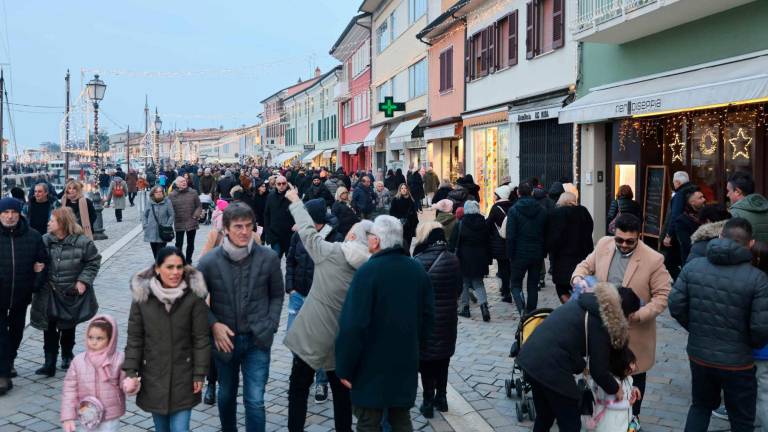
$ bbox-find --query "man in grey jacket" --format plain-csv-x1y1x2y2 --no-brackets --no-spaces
197,203,284,432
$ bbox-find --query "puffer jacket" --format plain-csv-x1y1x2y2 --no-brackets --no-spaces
352,184,375,216
123,266,210,415
413,241,460,361
142,198,175,243
0,217,47,310
487,200,513,259
730,193,768,242
607,197,642,222
61,315,126,423
686,220,726,263
31,233,101,330
546,205,594,286
285,225,343,296
325,178,340,196
263,189,295,248
506,196,548,262
168,187,202,232
670,238,768,368
332,201,360,236
664,182,698,239
449,213,490,278
304,183,334,207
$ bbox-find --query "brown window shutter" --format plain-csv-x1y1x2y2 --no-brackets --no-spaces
447,47,453,90
553,0,565,49
509,10,518,66
526,2,534,59
465,37,471,82
488,24,496,73
439,51,445,92
480,30,488,76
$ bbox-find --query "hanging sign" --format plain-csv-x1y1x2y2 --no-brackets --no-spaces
378,96,405,118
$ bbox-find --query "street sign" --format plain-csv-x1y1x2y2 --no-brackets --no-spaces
378,96,405,118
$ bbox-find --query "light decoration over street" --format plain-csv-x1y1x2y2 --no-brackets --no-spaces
729,127,752,160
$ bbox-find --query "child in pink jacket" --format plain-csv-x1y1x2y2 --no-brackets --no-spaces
61,315,129,432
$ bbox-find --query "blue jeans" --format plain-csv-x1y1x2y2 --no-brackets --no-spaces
152,409,191,432
270,242,284,258
215,335,271,432
286,292,328,386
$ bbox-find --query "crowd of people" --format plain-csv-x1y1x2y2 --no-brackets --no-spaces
1,159,767,432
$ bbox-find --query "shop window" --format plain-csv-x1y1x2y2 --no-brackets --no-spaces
691,115,720,203
614,164,637,198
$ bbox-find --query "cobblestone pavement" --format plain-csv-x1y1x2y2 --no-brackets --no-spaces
0,206,731,431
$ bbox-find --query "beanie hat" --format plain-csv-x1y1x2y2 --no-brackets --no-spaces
216,199,229,212
431,199,454,214
305,199,327,224
0,197,22,213
463,200,480,215
495,185,512,201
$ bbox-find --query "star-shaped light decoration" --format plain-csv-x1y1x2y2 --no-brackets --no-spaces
699,129,718,156
729,128,753,160
669,133,685,163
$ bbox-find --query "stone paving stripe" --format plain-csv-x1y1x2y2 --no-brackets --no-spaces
434,382,494,432
98,223,143,263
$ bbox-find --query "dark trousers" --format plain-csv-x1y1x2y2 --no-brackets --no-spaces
150,242,167,259
128,192,137,205
632,372,646,416
510,259,543,314
497,258,511,297
207,349,218,384
529,376,580,432
353,406,412,432
0,308,27,378
419,358,450,401
43,320,75,356
684,361,756,432
555,283,572,300
288,355,351,432
174,230,197,263
115,208,123,222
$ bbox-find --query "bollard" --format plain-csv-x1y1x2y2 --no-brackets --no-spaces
88,191,109,240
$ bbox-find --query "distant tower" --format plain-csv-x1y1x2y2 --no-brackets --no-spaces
144,95,149,134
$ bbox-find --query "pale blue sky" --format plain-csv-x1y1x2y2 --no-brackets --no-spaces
0,0,360,151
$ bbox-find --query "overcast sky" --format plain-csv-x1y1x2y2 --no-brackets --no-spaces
0,0,359,152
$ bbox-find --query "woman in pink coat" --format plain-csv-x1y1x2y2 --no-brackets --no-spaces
61,315,128,432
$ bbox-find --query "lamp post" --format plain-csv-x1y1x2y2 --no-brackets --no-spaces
86,74,106,169
153,108,162,169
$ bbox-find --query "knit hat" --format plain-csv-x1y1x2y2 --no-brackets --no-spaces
431,199,453,213
495,185,512,201
216,199,229,212
463,200,480,215
0,197,22,213
305,199,327,224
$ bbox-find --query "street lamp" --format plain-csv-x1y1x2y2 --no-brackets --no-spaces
153,108,162,169
86,74,106,169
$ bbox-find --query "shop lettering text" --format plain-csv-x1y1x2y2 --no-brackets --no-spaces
615,98,663,115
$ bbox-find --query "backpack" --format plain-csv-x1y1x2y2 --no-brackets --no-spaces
112,181,125,198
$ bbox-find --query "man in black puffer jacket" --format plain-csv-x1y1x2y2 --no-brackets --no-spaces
0,198,47,394
506,182,547,314
263,176,295,258
670,217,768,431
302,176,333,208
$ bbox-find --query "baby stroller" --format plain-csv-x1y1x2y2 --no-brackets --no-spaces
199,193,213,225
505,307,553,422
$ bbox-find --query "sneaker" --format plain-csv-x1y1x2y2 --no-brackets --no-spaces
712,406,728,420
314,383,328,403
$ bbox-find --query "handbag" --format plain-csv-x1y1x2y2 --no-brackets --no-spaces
578,312,595,416
78,396,105,430
608,202,622,235
152,205,175,242
48,283,99,329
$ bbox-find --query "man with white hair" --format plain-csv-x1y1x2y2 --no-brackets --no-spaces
168,176,202,262
662,171,698,279
335,215,435,432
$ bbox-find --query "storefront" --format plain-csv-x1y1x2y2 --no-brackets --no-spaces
463,107,510,213
273,151,300,167
425,121,463,183
363,126,386,173
301,149,324,168
560,51,768,236
340,143,367,173
320,149,337,172
388,117,425,173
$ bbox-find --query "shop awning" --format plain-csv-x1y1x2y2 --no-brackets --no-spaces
322,149,336,158
424,122,459,140
389,117,424,144
301,149,324,163
462,107,508,127
273,151,300,165
559,52,768,124
341,143,363,155
363,126,384,147
509,95,566,123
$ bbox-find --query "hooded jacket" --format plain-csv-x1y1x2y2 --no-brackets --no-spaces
449,213,490,278
0,217,47,310
730,193,768,242
123,267,210,415
517,282,628,400
686,220,726,263
670,238,768,368
506,196,548,262
61,315,126,423
435,211,457,243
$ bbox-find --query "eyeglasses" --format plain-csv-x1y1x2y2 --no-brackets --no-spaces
276,182,287,186
614,236,638,246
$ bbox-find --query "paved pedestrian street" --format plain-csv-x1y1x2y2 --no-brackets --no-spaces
0,206,730,431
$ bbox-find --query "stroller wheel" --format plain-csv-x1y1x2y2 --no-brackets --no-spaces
505,379,513,398
526,399,537,421
514,378,523,398
515,401,524,422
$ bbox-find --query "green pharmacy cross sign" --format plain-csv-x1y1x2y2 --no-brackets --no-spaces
378,96,405,118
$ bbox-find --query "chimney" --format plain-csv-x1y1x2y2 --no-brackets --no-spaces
314,67,321,77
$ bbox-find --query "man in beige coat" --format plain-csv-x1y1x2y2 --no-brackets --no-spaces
572,213,671,427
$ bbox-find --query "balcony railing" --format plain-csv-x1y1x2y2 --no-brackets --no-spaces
572,0,656,32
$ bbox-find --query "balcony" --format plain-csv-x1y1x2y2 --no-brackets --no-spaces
572,0,755,44
334,81,350,102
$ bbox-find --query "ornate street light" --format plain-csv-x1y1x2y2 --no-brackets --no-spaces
86,74,106,168
153,108,162,168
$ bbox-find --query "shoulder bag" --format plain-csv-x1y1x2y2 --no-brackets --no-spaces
578,312,595,416
48,282,99,329
152,204,175,242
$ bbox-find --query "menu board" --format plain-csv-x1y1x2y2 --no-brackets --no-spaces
642,165,667,238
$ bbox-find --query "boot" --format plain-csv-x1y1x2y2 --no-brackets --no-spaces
0,377,12,395
60,350,73,371
203,381,216,405
480,303,491,322
434,391,448,412
458,306,470,318
36,352,57,377
501,294,513,303
419,392,434,419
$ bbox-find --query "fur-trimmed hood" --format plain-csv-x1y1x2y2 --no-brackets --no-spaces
593,282,629,349
130,265,208,303
690,220,727,243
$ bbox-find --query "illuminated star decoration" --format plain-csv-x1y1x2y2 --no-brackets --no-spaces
699,129,718,156
669,133,685,163
729,128,753,160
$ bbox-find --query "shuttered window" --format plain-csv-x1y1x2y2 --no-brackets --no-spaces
439,47,454,92
552,0,565,49
508,10,518,66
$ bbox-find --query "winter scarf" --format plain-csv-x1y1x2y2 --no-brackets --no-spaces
84,314,121,383
222,236,254,262
148,277,187,312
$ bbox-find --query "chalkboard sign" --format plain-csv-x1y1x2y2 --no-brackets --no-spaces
642,165,667,238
